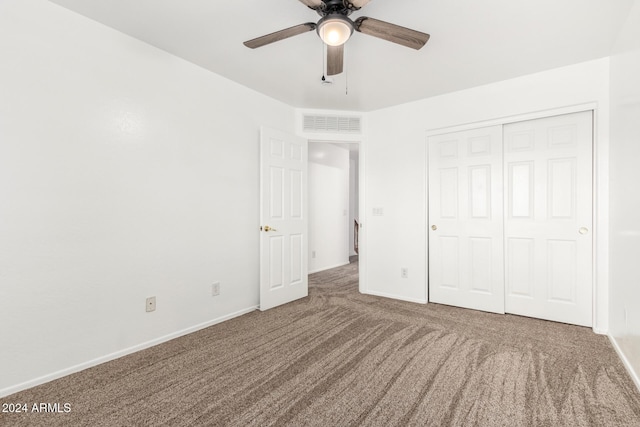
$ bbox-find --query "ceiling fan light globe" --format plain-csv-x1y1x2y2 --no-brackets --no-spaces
318,17,354,46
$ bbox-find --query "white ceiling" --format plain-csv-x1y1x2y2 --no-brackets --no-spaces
49,0,633,112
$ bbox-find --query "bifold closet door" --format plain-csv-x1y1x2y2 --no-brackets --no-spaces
503,111,593,327
428,126,505,314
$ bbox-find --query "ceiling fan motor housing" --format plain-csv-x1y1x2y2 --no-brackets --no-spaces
317,0,358,16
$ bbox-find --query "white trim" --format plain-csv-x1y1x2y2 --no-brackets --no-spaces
424,130,430,304
422,134,429,303
425,102,599,137
0,306,257,398
591,109,601,332
592,106,609,334
358,139,366,294
363,290,427,304
309,261,350,274
424,102,606,333
608,335,640,393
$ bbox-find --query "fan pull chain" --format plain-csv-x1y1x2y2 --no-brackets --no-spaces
321,40,326,81
345,43,348,95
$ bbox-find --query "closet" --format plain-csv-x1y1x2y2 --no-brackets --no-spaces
428,111,593,327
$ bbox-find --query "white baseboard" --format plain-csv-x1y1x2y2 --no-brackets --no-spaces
309,261,350,274
363,289,427,304
0,306,258,398
608,334,640,393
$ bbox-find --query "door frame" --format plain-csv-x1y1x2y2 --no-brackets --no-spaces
425,102,607,333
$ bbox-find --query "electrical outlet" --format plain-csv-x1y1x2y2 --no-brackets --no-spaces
146,296,156,312
212,282,220,296
312,250,316,259
401,268,408,279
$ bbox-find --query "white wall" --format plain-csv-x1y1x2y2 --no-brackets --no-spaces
0,0,295,396
609,0,640,387
308,143,350,273
364,58,611,316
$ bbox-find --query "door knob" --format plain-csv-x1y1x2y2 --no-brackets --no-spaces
262,225,277,232
579,227,589,235
431,225,437,231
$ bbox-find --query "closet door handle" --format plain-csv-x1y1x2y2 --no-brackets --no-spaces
579,227,589,235
431,225,437,231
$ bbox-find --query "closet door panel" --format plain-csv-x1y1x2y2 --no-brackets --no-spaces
428,126,504,314
503,111,593,327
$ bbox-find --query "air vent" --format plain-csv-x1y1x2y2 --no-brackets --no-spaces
303,114,362,134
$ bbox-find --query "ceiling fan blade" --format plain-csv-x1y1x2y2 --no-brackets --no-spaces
346,0,373,9
298,0,325,9
244,23,317,49
354,17,430,50
327,44,344,76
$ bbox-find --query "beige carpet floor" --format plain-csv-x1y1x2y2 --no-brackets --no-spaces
3,258,640,426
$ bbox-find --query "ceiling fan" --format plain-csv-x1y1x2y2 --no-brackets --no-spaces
243,0,430,76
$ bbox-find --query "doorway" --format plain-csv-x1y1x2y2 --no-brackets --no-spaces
308,141,361,277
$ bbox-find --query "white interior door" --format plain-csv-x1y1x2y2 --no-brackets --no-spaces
428,126,505,314
259,126,308,311
503,111,593,326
